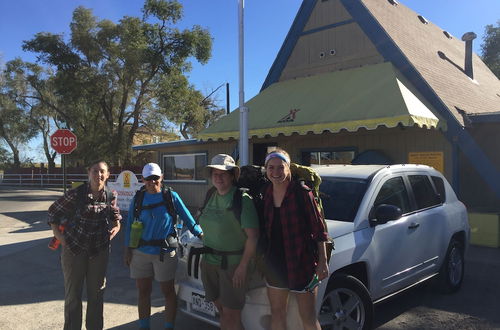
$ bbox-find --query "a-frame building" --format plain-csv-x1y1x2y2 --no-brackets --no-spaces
134,0,500,221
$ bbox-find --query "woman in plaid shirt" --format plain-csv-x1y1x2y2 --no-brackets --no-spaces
48,160,121,330
262,149,328,330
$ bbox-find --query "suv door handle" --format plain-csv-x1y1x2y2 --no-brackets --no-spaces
408,222,420,229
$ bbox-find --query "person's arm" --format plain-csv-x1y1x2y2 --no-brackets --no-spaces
50,223,67,247
47,189,78,246
171,191,203,237
305,190,328,241
232,227,259,288
300,189,329,279
316,241,329,280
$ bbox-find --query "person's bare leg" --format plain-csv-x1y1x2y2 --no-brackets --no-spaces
136,278,153,321
296,288,321,330
160,280,177,328
267,287,289,330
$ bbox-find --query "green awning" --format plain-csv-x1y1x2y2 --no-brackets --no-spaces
199,62,440,141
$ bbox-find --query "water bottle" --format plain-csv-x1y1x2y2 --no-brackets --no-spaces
305,274,320,292
129,220,143,248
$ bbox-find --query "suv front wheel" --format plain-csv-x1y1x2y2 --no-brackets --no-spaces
319,274,373,330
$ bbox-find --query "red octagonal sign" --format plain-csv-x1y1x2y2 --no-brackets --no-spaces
50,129,77,154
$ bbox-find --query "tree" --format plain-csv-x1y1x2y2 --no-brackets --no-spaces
2,59,59,170
0,60,39,168
157,72,225,139
23,0,212,165
0,145,11,170
481,20,500,79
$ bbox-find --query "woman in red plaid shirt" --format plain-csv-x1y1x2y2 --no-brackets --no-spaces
262,148,328,330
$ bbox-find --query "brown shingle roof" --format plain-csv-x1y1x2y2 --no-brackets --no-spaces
361,0,500,125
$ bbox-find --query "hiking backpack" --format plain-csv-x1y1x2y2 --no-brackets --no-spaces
197,163,327,233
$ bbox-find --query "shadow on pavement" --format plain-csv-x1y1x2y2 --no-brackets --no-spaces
373,246,500,329
0,195,60,202
2,210,49,229
0,231,137,307
107,311,168,329
0,237,65,305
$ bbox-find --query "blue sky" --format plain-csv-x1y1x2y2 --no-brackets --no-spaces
0,0,498,162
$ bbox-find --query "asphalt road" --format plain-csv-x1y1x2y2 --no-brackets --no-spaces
0,187,215,330
1,186,500,329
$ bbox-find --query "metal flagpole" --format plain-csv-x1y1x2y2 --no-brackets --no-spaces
238,0,249,165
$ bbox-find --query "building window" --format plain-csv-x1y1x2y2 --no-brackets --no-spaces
304,150,356,165
162,153,207,182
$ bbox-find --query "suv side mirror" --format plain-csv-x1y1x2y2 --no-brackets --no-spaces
369,204,403,226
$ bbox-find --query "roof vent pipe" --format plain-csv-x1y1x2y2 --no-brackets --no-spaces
461,32,477,79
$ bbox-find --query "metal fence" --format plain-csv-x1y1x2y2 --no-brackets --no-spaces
0,173,119,188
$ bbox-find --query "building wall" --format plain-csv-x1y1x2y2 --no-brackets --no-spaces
151,127,454,209
280,0,384,82
153,140,238,209
249,126,452,179
304,0,352,30
459,123,500,212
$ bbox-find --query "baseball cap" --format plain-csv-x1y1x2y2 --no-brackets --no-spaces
142,163,162,179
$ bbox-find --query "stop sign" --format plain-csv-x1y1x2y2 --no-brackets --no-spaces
50,129,77,154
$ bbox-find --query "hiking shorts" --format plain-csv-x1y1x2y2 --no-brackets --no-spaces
200,260,248,310
130,249,178,282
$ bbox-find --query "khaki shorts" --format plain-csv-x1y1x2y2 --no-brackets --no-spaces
130,249,178,282
200,260,248,310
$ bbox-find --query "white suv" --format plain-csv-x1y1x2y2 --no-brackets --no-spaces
175,164,470,330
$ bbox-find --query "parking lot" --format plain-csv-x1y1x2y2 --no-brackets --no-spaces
1,186,499,329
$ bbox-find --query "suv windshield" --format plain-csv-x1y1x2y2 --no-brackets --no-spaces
320,177,368,222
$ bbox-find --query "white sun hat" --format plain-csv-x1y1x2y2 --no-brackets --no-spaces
206,154,240,180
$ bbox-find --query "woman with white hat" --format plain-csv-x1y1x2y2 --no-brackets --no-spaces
198,154,259,330
124,163,203,330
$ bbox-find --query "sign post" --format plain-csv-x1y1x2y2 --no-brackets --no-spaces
50,129,78,194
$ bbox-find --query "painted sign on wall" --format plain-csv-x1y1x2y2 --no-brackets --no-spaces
408,151,444,173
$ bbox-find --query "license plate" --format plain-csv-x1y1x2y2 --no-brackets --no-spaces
191,292,216,317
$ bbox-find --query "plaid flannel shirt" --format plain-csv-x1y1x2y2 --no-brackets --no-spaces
263,181,327,290
47,184,121,257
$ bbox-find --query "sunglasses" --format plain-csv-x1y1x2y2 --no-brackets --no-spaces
144,175,161,181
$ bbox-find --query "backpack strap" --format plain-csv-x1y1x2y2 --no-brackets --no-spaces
133,186,176,221
133,187,147,221
198,186,248,225
197,186,217,223
162,186,176,220
104,185,114,225
73,183,88,220
104,185,113,206
229,188,245,223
